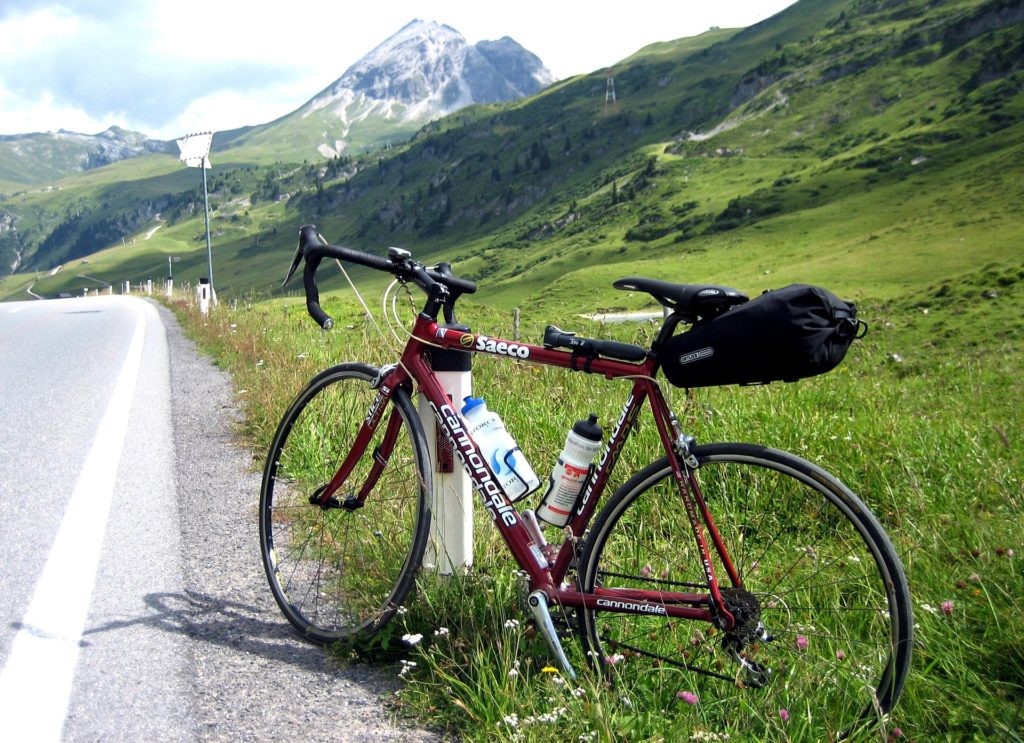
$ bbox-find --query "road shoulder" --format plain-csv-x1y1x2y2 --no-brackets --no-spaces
158,302,438,742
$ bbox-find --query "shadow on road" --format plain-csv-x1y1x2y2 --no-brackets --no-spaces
81,589,341,674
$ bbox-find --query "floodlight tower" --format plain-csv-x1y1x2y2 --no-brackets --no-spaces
176,131,216,305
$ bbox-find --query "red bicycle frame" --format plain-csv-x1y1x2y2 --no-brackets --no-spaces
321,310,742,628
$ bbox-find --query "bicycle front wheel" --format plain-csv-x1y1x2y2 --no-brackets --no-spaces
578,443,912,740
259,363,431,644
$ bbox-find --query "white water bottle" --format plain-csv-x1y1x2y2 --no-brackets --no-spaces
537,414,603,528
461,396,540,501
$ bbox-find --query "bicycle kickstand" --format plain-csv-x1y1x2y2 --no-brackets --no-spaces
527,590,577,680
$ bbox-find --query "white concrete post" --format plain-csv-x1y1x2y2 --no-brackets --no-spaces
418,349,474,575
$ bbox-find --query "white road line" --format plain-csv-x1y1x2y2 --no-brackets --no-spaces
0,309,147,741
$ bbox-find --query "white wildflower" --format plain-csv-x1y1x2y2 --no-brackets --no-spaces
401,633,423,646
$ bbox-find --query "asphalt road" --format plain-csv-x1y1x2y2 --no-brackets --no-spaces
0,296,436,741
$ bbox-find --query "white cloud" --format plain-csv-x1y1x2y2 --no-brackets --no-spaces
0,7,81,60
0,0,800,137
0,84,124,135
153,80,322,140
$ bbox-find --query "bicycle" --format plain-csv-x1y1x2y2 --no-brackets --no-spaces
260,224,913,739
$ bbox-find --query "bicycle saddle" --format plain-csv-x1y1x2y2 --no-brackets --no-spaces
614,277,748,322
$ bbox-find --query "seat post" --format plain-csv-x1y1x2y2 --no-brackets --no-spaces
653,312,687,353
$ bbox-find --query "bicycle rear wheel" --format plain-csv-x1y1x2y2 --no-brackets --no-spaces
578,443,912,740
259,363,431,644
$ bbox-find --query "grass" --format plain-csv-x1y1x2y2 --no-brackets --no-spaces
170,252,1023,741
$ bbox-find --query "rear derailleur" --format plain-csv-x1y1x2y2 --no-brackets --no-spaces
720,586,773,688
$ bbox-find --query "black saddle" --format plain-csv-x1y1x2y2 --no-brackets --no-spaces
614,277,748,323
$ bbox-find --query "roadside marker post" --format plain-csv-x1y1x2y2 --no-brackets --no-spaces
197,277,211,315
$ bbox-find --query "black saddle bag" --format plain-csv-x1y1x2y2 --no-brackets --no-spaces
659,284,865,388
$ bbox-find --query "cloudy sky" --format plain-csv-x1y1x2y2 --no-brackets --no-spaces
0,0,797,140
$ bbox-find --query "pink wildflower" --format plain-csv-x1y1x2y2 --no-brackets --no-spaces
941,600,955,615
677,690,698,705
836,649,846,661
795,634,809,651
779,708,790,722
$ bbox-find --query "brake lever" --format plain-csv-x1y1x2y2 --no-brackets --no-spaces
282,242,303,287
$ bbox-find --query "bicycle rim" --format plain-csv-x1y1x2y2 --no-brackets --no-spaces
579,443,912,740
259,363,431,644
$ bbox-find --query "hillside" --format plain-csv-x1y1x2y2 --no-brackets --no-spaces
2,0,1022,308
261,0,1024,311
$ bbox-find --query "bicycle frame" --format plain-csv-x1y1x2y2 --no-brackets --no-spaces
320,310,742,629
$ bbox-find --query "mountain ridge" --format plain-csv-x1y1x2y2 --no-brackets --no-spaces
0,126,172,186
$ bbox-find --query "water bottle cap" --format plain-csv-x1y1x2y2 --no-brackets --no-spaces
572,414,603,441
461,396,485,415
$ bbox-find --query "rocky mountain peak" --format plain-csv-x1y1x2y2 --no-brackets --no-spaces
306,19,554,124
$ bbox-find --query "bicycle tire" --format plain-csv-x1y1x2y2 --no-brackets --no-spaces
578,442,912,740
259,363,431,644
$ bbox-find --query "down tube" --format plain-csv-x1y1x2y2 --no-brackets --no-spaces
408,354,557,589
